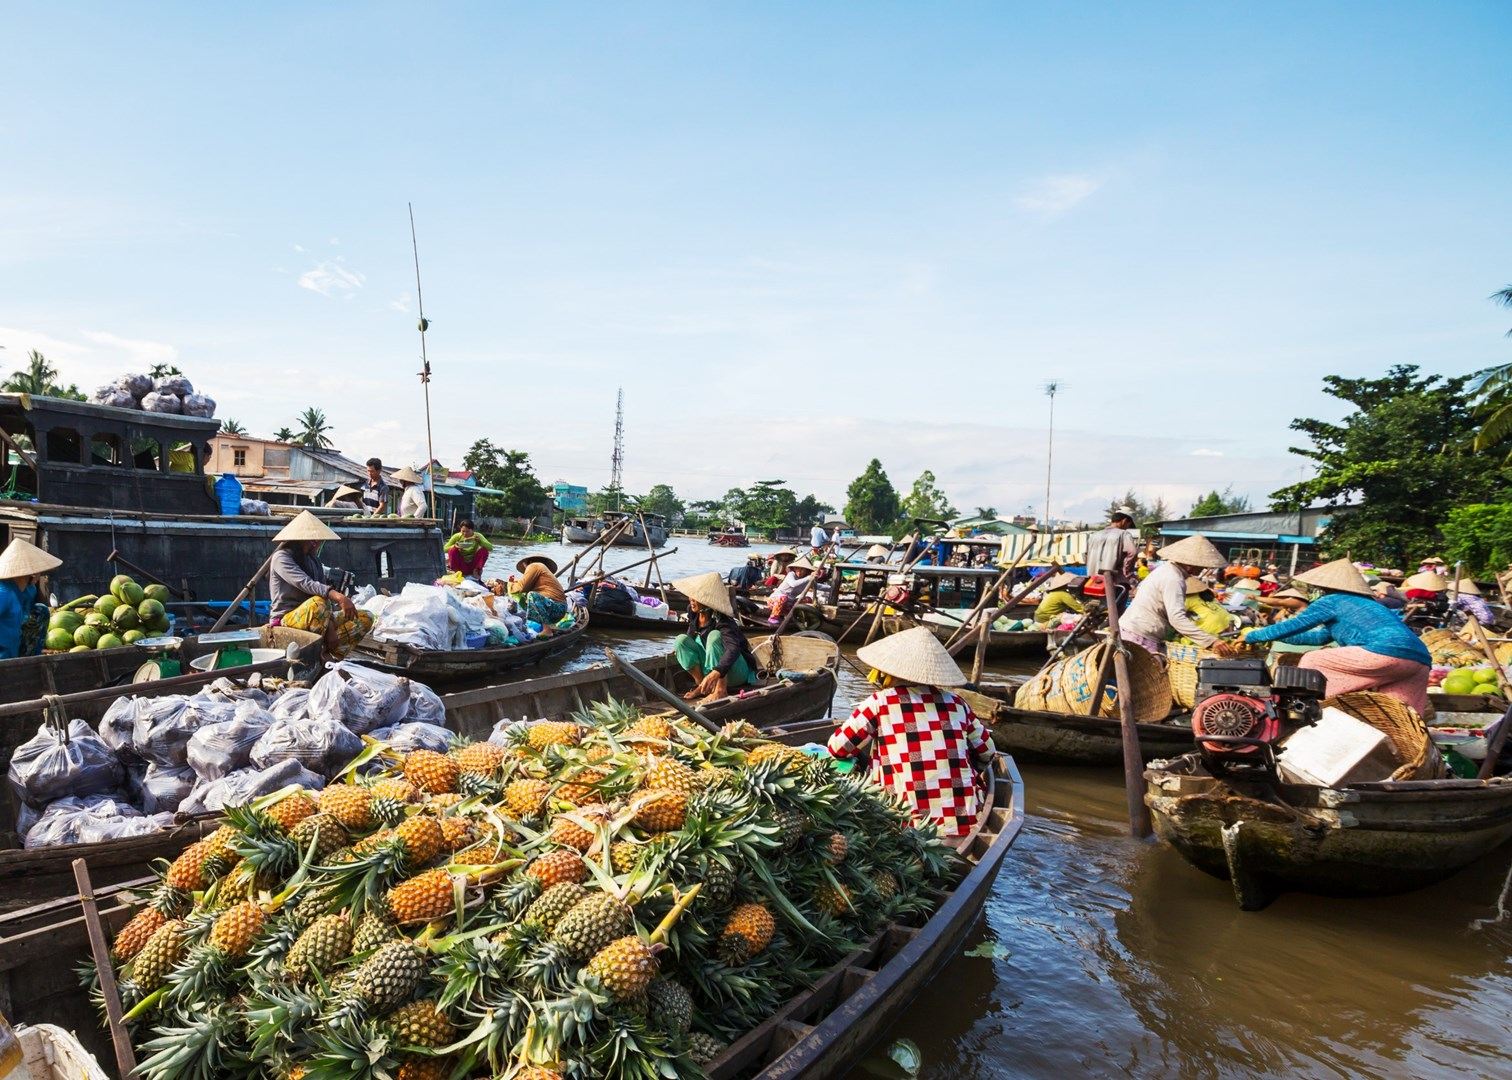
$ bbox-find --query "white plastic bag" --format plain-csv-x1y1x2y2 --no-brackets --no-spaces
186,701,275,781
370,722,453,754
139,764,197,813
8,720,124,808
251,717,362,775
22,795,156,849
139,391,183,414
269,687,312,721
131,697,208,767
308,662,413,734
180,760,326,815
153,374,194,397
182,392,216,418
366,586,453,650
404,681,446,726
120,372,154,398
91,384,138,409
97,697,142,761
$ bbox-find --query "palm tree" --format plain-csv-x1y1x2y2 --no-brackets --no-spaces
1470,286,1512,451
273,426,295,443
149,363,182,379
294,408,334,449
220,418,248,436
3,350,60,395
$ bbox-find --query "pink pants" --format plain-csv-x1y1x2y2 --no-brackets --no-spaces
447,547,488,578
1298,646,1430,715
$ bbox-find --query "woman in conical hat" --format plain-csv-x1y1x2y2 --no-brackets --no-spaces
827,626,992,837
0,538,61,659
269,511,373,659
1033,573,1086,629
392,466,428,519
1119,533,1229,657
764,557,816,626
670,571,758,702
326,484,361,510
1447,576,1496,626
1237,558,1431,713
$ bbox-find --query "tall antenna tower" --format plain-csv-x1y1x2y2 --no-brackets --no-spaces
610,388,625,510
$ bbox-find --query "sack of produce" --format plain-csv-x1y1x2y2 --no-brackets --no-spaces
139,763,197,813
404,681,446,726
140,390,183,414
91,384,138,409
307,662,412,734
181,392,216,418
7,719,124,808
97,696,143,761
369,721,452,754
131,696,205,767
269,687,312,721
120,372,153,398
180,759,325,815
152,374,194,397
250,716,361,775
487,717,532,746
22,794,161,849
186,700,275,781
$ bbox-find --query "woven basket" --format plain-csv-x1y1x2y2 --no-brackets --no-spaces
1166,642,1260,709
1014,641,1173,722
1323,691,1446,781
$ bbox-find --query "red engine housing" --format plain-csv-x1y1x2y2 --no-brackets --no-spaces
1191,692,1281,756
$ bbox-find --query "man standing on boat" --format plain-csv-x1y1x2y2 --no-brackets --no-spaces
809,519,830,556
1085,506,1139,581
1118,534,1228,656
268,511,373,659
361,458,389,516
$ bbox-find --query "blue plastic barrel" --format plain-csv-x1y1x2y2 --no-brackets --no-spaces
215,473,244,515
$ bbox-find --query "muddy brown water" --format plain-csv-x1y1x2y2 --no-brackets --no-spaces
487,540,1512,1079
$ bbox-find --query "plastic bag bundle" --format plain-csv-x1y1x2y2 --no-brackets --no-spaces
131,697,205,766
179,759,326,815
487,717,535,746
91,384,138,409
187,701,275,781
238,499,271,515
153,374,194,397
22,795,151,850
369,721,452,754
365,587,453,651
79,811,175,844
120,373,153,398
97,697,142,761
308,662,413,734
139,763,197,813
405,681,445,726
269,687,312,721
181,392,216,418
251,717,361,775
197,679,273,707
139,391,183,414
8,719,124,808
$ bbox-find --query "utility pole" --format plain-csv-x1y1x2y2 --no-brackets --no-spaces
408,203,437,519
1043,381,1060,531
610,388,625,511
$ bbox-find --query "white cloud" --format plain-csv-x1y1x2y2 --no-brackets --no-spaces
78,329,179,368
292,243,306,253
388,293,413,313
1013,173,1102,216
297,258,366,297
1190,448,1224,457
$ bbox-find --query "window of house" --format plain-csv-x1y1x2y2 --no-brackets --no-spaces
233,447,247,468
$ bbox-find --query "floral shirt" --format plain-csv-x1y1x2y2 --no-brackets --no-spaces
827,686,991,836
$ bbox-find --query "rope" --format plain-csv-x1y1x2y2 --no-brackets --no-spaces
1471,855,1512,930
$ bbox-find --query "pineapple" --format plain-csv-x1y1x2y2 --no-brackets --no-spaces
209,900,265,958
394,1058,451,1080
164,839,213,891
124,919,185,993
370,778,420,827
201,824,242,873
632,789,687,833
555,767,608,807
695,858,737,910
290,813,350,863
438,816,474,852
503,778,550,819
425,792,463,811
526,721,581,752
350,940,428,1012
524,849,587,889
550,892,631,960
548,805,610,853
266,791,320,833
814,882,852,917
824,832,850,865
395,815,446,868
646,978,694,1034
628,714,675,740
642,754,701,794
514,1068,565,1080
352,911,400,954
387,869,457,925
404,750,460,795
523,882,587,932
111,907,167,962
321,784,375,831
386,999,455,1047
746,743,806,770
583,935,660,1001
285,913,352,981
718,902,776,964
870,869,899,903
454,741,506,776
687,1032,728,1065
718,719,763,742
609,840,642,874
773,808,808,851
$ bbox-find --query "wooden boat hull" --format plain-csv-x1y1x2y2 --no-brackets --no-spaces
584,608,684,634
560,524,600,543
960,687,1194,766
912,616,1050,659
350,615,591,686
1145,753,1512,909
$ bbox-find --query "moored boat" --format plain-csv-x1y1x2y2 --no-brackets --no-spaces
561,517,600,544
349,610,592,686
961,684,1195,765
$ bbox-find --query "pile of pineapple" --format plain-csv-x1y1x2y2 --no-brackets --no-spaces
98,700,957,1080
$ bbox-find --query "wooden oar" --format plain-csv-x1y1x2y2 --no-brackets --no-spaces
575,548,679,589
1100,570,1151,837
945,556,1047,658
603,647,721,734
209,554,275,633
73,858,139,1080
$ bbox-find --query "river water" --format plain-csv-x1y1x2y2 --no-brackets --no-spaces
483,538,1512,1079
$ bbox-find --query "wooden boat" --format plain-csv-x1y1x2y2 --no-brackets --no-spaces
710,530,750,547
583,607,684,634
1144,752,1512,909
349,611,592,686
960,684,1195,766
560,517,600,544
0,715,1022,1080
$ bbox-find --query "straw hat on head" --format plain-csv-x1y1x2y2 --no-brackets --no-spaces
856,625,966,688
0,537,62,579
866,544,891,560
1259,587,1310,606
788,558,816,573
516,554,558,575
1110,505,1137,521
1420,556,1447,566
1184,577,1213,596
1155,534,1226,569
1451,578,1481,596
392,466,423,485
771,549,797,561
332,484,359,500
1404,571,1448,593
1045,572,1083,592
1259,573,1279,584
1230,579,1261,592
273,510,340,544
1293,558,1371,596
672,571,734,616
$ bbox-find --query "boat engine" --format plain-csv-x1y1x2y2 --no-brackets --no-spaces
1190,658,1327,772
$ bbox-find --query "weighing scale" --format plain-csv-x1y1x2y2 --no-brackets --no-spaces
131,629,262,681
132,635,185,681
190,629,262,670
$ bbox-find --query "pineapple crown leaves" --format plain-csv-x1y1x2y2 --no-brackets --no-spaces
137,1004,253,1080
243,977,325,1060
303,1016,402,1080
578,1012,697,1080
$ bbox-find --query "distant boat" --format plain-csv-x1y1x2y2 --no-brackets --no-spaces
561,517,600,544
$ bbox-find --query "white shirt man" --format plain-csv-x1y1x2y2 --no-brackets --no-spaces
810,523,829,550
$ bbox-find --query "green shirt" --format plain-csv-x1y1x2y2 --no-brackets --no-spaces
445,531,493,559
1034,590,1085,623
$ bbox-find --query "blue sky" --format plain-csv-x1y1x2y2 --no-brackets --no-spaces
3,2,1509,522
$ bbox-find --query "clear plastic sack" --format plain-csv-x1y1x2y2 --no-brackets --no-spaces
140,763,197,813
139,391,183,414
153,374,194,397
120,373,154,398
181,392,216,418
22,794,152,849
98,696,142,761
181,760,325,815
369,722,453,754
487,717,532,746
187,701,275,781
269,687,312,721
91,385,138,409
8,719,124,808
131,697,205,767
251,716,362,775
308,662,412,734
404,681,445,726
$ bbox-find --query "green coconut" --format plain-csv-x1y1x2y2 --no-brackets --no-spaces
93,595,120,619
137,598,165,623
117,580,146,607
109,574,135,598
112,606,140,631
143,584,170,605
69,645,92,653
45,627,76,651
73,625,100,649
48,610,83,634
84,611,110,629
96,633,125,650
121,629,145,644
145,615,171,635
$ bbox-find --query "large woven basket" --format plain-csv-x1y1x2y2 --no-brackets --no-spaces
1015,641,1172,723
1166,642,1261,709
1322,691,1446,781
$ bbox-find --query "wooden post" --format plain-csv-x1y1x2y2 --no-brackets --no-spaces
1101,571,1151,837
944,546,1034,649
73,858,138,1079
945,553,1048,659
1464,614,1512,703
970,605,991,683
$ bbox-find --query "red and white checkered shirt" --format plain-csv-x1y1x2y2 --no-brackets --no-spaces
827,686,991,836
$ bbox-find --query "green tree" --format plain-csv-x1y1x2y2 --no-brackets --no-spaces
293,407,334,449
148,363,182,379
1469,285,1512,452
844,459,901,534
737,480,799,538
1188,486,1251,517
972,505,998,519
1272,365,1511,565
2,350,86,400
683,499,722,530
1105,491,1170,535
220,418,248,436
794,494,835,531
900,469,957,522
273,426,295,442
1441,503,1512,576
462,438,549,518
586,485,627,514
641,483,684,524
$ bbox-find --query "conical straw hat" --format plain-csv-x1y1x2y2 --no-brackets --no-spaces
672,571,734,616
771,549,798,560
1451,578,1481,596
856,625,966,688
1230,579,1260,592
1044,572,1082,592
1420,556,1446,566
517,554,559,574
1404,571,1447,593
788,558,816,573
1259,587,1310,605
866,544,891,559
1259,574,1279,584
1293,558,1371,596
392,466,423,484
1155,534,1226,569
1184,577,1212,596
0,537,62,578
273,510,341,544
332,485,359,500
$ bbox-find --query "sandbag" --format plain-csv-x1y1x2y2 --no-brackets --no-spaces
370,722,453,754
251,717,361,775
139,763,197,814
152,374,194,397
179,759,326,815
22,795,163,849
187,701,275,781
7,719,124,808
181,392,216,418
308,662,413,734
139,391,183,414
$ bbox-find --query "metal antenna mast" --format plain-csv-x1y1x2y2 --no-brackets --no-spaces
408,203,437,518
1043,381,1060,531
610,388,625,510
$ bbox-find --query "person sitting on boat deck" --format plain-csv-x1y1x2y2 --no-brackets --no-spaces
1257,586,1311,624
763,549,798,586
268,511,372,659
866,544,892,564
670,571,758,701
393,466,428,518
1119,534,1228,656
444,518,493,579
0,538,61,660
1400,570,1449,624
766,557,816,625
1230,559,1432,714
726,555,766,594
513,554,567,626
1085,506,1139,594
1418,555,1449,577
360,458,389,516
1033,572,1085,627
1448,578,1496,625
827,625,991,837
1371,580,1406,611
1258,573,1281,597
325,484,361,511
1184,578,1237,638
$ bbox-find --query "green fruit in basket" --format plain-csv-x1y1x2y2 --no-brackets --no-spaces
109,574,135,599
69,645,91,653
94,595,120,618
143,584,170,605
84,611,109,629
96,633,124,650
112,605,140,631
1441,670,1478,696
49,610,82,634
45,627,76,651
122,629,145,644
73,625,100,649
118,581,146,607
137,598,165,622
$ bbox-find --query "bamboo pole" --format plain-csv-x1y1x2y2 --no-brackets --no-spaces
575,548,679,589
603,647,721,734
945,554,1048,659
944,545,1034,649
209,554,275,633
73,858,139,1079
1101,570,1151,837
